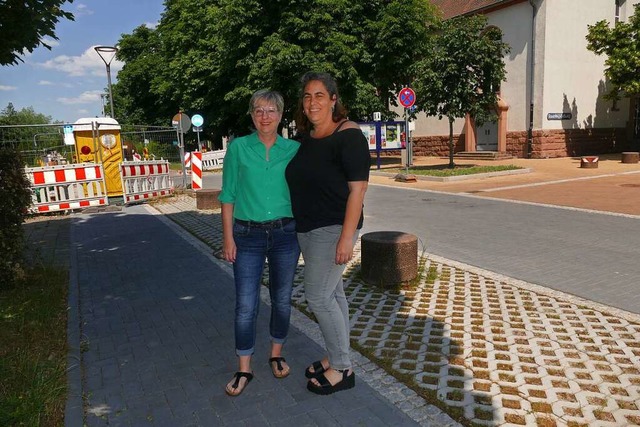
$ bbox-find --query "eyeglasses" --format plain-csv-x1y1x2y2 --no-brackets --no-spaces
252,107,279,117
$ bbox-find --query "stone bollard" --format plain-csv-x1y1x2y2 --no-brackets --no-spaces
361,231,418,288
196,189,221,210
581,156,599,169
621,152,640,164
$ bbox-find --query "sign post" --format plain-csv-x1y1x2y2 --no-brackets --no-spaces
172,112,191,188
372,112,382,170
191,114,204,151
398,88,416,172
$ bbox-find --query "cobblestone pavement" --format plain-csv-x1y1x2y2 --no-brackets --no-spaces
152,194,640,427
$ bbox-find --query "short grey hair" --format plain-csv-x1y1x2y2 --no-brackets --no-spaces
248,89,284,114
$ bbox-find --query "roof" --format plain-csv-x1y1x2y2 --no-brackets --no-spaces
431,0,523,19
73,117,121,132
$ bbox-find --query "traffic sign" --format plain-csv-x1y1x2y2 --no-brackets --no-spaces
398,87,416,108
172,112,191,133
191,114,204,127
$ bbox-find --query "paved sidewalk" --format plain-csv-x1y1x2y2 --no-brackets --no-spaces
62,204,439,427
369,154,640,217
22,153,640,426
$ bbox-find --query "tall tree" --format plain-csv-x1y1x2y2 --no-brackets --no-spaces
412,15,510,167
112,0,439,137
0,0,74,65
586,3,640,100
0,103,52,126
113,25,175,126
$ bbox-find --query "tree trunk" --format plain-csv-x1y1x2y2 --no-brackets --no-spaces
448,117,455,168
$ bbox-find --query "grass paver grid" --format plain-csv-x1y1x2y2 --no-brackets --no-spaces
153,195,640,426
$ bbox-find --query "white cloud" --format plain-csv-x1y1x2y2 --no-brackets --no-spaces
37,46,123,77
38,80,54,85
41,37,60,48
144,21,159,29
58,90,104,105
77,109,89,114
75,3,94,16
0,85,17,91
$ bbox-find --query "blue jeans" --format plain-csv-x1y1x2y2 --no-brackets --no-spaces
232,219,300,356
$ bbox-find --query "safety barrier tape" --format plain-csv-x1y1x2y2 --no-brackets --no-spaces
25,163,108,213
201,149,226,171
120,160,173,204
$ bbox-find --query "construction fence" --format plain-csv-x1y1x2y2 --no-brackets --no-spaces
0,123,184,166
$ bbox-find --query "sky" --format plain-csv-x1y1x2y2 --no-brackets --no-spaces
0,0,166,124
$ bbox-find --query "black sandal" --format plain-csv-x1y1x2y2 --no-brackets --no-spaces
307,369,355,395
304,360,328,379
225,371,253,396
269,357,290,378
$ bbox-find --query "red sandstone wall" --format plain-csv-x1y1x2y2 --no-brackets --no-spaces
507,128,628,158
412,134,465,157
406,128,627,159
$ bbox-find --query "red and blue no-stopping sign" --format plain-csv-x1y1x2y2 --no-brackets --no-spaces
398,87,416,108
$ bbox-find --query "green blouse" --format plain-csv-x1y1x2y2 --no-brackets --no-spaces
219,132,299,222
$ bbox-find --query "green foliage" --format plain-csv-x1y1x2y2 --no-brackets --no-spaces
0,148,32,288
0,265,68,426
412,15,510,166
0,103,53,126
586,4,640,99
0,0,74,65
112,0,439,136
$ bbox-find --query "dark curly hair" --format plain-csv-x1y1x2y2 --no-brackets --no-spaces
294,72,348,134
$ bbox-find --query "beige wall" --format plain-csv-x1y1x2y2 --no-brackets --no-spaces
409,0,632,141
540,0,629,130
486,1,533,132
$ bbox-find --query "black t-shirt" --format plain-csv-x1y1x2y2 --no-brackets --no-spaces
285,127,370,233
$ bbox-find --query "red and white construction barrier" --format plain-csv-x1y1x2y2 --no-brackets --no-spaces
120,160,173,204
184,152,191,169
191,152,202,190
25,163,108,213
202,149,226,171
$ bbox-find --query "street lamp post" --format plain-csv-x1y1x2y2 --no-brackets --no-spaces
94,45,118,119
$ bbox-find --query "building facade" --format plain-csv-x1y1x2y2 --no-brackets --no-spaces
409,0,638,158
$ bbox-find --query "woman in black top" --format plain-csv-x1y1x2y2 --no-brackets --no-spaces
285,72,370,395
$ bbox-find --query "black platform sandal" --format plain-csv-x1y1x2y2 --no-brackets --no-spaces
307,369,355,395
304,360,328,379
225,371,253,396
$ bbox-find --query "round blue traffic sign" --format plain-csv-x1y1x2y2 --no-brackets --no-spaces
398,87,416,108
191,114,204,127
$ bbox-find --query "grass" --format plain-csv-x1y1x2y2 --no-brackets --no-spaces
0,265,68,427
385,164,522,177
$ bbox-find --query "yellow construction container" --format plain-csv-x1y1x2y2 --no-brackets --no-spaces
72,118,123,197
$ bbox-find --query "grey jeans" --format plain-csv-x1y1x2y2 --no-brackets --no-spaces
297,225,359,371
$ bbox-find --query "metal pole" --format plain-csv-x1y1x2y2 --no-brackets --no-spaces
177,126,187,188
404,108,409,174
106,64,115,119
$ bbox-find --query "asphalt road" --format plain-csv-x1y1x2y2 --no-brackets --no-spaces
204,173,640,315
361,185,640,316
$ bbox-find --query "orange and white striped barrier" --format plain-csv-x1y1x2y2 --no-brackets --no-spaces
191,152,202,190
25,163,108,213
120,160,173,204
